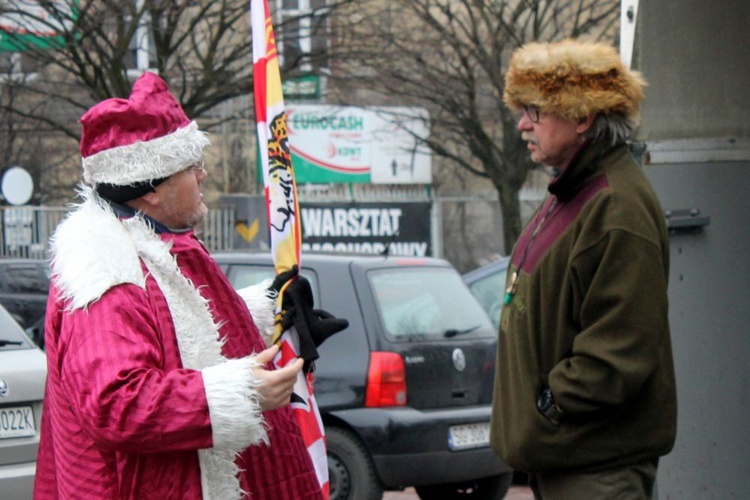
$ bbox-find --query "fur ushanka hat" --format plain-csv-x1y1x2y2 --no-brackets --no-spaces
503,39,647,124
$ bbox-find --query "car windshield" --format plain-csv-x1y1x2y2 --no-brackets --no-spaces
0,305,34,350
369,267,494,341
226,265,319,304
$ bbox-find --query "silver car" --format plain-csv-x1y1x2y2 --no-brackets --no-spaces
0,303,47,499
462,257,510,331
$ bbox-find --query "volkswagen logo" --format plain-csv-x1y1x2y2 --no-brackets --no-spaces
0,378,8,397
452,348,466,372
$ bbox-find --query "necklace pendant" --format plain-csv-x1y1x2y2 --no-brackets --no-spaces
506,271,517,292
503,291,514,305
504,271,518,305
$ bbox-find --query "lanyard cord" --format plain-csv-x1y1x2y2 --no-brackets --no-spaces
504,196,558,305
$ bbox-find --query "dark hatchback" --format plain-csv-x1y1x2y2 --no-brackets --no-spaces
0,259,50,348
213,252,512,500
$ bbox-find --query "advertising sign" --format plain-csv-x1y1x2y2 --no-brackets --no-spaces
300,202,432,256
282,74,321,100
286,105,432,185
0,0,77,52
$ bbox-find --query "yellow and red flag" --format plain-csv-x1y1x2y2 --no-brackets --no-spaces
251,0,329,497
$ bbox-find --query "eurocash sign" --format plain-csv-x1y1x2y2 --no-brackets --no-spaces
300,202,432,257
286,104,432,184
0,0,78,52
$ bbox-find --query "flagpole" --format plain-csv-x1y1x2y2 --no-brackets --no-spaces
250,1,329,497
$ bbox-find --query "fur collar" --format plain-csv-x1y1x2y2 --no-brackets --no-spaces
50,187,146,310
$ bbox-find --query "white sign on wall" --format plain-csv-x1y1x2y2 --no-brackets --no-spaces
285,105,432,184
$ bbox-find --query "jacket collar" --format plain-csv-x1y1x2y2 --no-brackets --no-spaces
106,199,191,235
548,140,627,201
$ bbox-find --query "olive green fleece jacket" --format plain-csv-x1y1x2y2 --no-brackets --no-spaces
489,141,677,473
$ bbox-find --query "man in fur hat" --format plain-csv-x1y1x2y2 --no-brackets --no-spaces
489,40,677,498
34,72,334,499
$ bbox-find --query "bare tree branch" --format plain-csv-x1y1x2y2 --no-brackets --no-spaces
327,0,618,253
1,0,353,201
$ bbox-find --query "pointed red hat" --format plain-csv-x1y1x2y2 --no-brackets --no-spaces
80,72,209,187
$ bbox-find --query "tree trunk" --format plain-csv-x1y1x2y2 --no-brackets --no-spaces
497,185,522,256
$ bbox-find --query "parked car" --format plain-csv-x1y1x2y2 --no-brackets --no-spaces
462,257,510,331
213,251,512,500
0,303,47,500
0,259,50,348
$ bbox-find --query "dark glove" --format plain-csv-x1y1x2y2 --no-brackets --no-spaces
266,265,299,300
278,274,349,372
307,308,349,348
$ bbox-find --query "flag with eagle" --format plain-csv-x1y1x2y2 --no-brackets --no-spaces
251,0,329,497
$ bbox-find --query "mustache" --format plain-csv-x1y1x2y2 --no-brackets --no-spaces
521,133,538,145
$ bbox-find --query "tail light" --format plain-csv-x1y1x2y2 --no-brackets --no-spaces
365,352,407,407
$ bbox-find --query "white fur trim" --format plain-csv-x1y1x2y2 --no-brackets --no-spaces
237,279,277,347
202,357,268,450
125,217,226,370
82,121,210,186
126,218,251,499
50,187,145,309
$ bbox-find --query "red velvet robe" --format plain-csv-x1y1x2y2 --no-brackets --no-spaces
34,206,322,499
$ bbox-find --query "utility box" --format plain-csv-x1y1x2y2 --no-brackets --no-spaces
633,1,750,498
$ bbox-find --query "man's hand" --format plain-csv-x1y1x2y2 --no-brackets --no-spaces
251,344,304,411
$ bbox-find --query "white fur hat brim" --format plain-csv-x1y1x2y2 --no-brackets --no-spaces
82,121,210,186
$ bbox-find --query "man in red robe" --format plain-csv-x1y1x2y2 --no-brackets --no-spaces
34,72,323,499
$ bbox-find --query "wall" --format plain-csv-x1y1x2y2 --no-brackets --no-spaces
636,0,750,141
635,1,750,497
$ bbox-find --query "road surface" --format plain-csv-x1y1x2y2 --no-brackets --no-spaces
382,485,533,499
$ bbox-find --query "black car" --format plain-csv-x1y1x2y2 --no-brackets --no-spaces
213,251,512,500
0,259,50,348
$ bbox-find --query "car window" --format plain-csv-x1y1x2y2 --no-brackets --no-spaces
228,266,276,290
369,267,494,341
225,265,319,304
0,304,34,350
1,263,49,294
467,268,507,330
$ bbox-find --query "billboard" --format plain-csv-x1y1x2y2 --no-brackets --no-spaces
300,202,432,256
286,105,432,184
0,0,78,52
218,196,433,257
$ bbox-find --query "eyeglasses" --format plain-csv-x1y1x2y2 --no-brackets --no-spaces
186,161,206,174
523,105,541,123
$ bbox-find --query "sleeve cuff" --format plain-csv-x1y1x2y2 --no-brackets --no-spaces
202,356,268,451
236,278,276,347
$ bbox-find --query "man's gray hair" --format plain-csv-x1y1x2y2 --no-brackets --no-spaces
585,113,638,145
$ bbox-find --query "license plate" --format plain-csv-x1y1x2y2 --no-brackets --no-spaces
0,406,37,439
448,422,490,451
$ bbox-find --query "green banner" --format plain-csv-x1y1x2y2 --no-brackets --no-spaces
0,1,78,53
0,32,66,52
292,153,371,184
282,74,321,100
